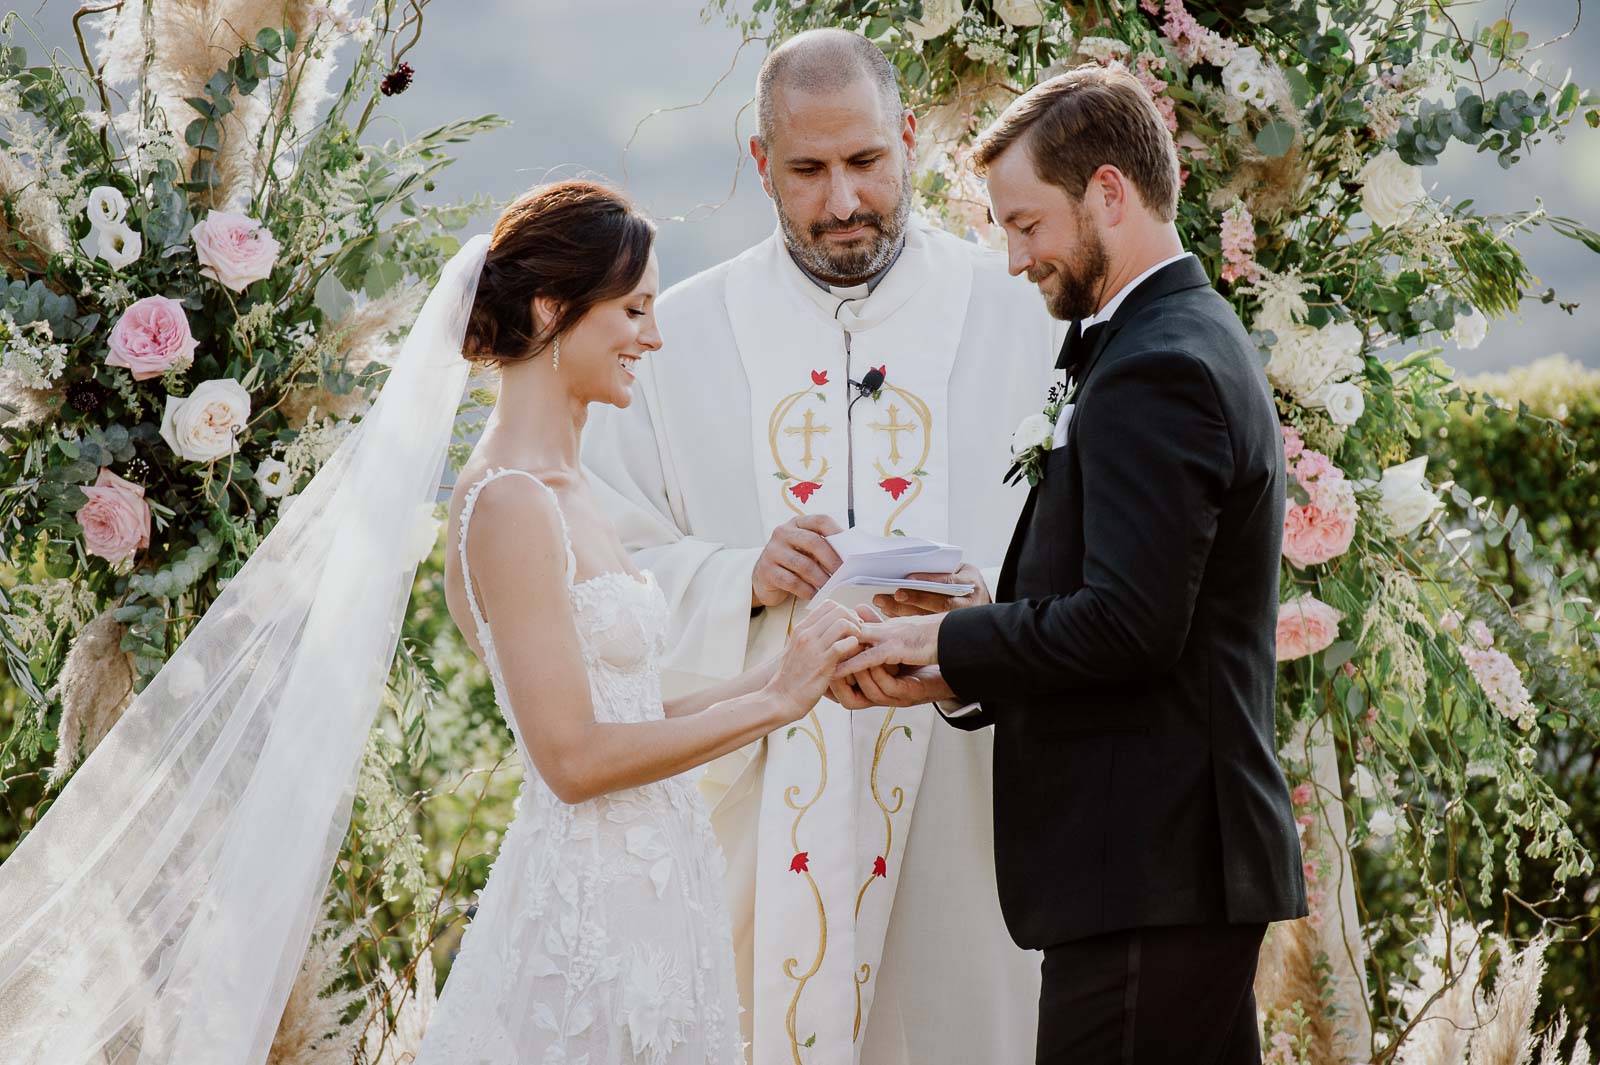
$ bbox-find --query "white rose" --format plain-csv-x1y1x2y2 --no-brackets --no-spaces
86,186,128,226
906,0,963,41
1367,808,1398,840
1352,763,1380,800
1011,412,1053,454
254,456,293,498
1222,47,1270,108
993,0,1046,27
1372,456,1444,538
1451,306,1488,350
1357,150,1426,229
1314,381,1366,426
93,221,142,270
1266,321,1363,405
160,378,252,462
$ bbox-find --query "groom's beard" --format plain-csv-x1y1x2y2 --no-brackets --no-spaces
1031,219,1110,322
774,167,912,285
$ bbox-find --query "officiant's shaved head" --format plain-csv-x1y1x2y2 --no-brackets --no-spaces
751,30,915,286
755,30,904,147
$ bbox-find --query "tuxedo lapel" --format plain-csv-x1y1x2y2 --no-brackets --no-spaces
997,480,1040,600
1067,255,1212,403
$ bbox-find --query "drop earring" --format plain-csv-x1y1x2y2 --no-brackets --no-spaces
551,334,561,372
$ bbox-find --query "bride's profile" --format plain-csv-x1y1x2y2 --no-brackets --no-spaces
0,179,866,1064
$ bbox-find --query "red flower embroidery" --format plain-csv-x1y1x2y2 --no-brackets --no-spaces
872,856,887,878
811,370,829,386
790,481,822,504
790,851,810,873
879,476,912,500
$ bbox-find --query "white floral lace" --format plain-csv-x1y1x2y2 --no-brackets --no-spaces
413,468,743,1065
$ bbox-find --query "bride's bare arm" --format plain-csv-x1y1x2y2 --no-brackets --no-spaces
466,479,863,804
661,657,780,719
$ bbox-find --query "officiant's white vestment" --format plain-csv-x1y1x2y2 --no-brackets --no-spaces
584,220,1060,1065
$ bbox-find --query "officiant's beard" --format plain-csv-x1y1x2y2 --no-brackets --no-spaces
773,170,912,286
1032,222,1110,322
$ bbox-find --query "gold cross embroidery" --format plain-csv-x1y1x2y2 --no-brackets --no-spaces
784,408,831,469
869,404,919,466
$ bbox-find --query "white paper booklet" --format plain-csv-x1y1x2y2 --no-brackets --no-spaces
810,528,973,608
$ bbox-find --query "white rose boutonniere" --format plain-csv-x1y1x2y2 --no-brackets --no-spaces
1005,382,1068,486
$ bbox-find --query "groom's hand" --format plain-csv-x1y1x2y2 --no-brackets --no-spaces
836,614,942,676
831,665,955,709
872,563,991,617
753,514,844,607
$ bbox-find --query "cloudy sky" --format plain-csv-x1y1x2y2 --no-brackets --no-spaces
29,0,1600,373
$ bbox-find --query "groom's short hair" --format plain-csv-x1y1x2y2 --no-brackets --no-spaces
974,65,1180,223
756,29,904,148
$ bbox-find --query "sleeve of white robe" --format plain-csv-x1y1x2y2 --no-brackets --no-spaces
582,357,764,698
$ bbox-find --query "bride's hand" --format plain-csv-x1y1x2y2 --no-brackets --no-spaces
764,601,870,722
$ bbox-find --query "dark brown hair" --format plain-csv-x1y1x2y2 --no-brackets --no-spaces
463,180,656,364
973,64,1180,223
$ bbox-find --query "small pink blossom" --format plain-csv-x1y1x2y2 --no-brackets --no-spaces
1467,619,1494,649
1291,782,1314,806
1461,645,1537,730
76,468,151,564
191,210,281,292
1219,201,1261,284
1159,0,1236,67
1438,609,1462,635
1276,594,1344,662
1292,449,1334,489
105,296,199,380
1281,425,1304,462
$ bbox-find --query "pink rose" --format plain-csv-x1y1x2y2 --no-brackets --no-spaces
76,468,151,564
191,210,281,292
1276,594,1344,662
1292,449,1334,489
1283,478,1357,568
105,296,199,380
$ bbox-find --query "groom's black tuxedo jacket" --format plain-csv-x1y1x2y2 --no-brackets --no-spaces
939,255,1307,950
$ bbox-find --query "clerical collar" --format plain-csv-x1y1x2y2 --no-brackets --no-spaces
787,236,907,300
1080,250,1195,330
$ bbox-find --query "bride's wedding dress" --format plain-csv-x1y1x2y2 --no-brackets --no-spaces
415,468,744,1065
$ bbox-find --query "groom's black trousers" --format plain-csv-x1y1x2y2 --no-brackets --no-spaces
1035,921,1267,1065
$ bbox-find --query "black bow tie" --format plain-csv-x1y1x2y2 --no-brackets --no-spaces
1055,319,1106,378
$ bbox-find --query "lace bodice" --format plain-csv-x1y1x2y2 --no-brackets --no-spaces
415,467,743,1065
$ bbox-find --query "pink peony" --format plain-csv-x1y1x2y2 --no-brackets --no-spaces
1276,594,1344,662
105,296,198,380
76,468,151,564
1283,477,1357,567
191,210,281,292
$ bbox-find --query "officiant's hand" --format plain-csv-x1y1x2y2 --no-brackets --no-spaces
831,665,955,709
765,601,868,722
753,514,845,608
872,563,991,617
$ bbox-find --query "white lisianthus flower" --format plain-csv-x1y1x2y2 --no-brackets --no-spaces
1367,808,1398,840
254,456,293,498
1221,47,1270,108
93,221,142,270
1314,381,1366,427
1372,456,1444,537
1011,412,1054,454
159,378,252,462
1357,150,1426,228
1451,306,1488,350
86,186,128,226
993,0,1046,27
1353,763,1380,800
905,0,963,41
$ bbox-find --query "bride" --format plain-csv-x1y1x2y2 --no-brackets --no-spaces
0,180,866,1064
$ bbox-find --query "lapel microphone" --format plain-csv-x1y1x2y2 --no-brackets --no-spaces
853,366,886,398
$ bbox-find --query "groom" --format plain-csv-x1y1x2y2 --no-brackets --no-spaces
835,66,1307,1063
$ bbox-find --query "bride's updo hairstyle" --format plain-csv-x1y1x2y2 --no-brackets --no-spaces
463,179,656,364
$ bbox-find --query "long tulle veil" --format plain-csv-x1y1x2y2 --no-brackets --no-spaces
0,235,491,1063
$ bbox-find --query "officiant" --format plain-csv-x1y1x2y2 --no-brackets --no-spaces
584,30,1059,1065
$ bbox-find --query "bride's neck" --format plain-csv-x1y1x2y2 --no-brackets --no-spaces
482,355,587,471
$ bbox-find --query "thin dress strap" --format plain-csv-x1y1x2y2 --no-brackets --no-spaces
457,468,578,636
